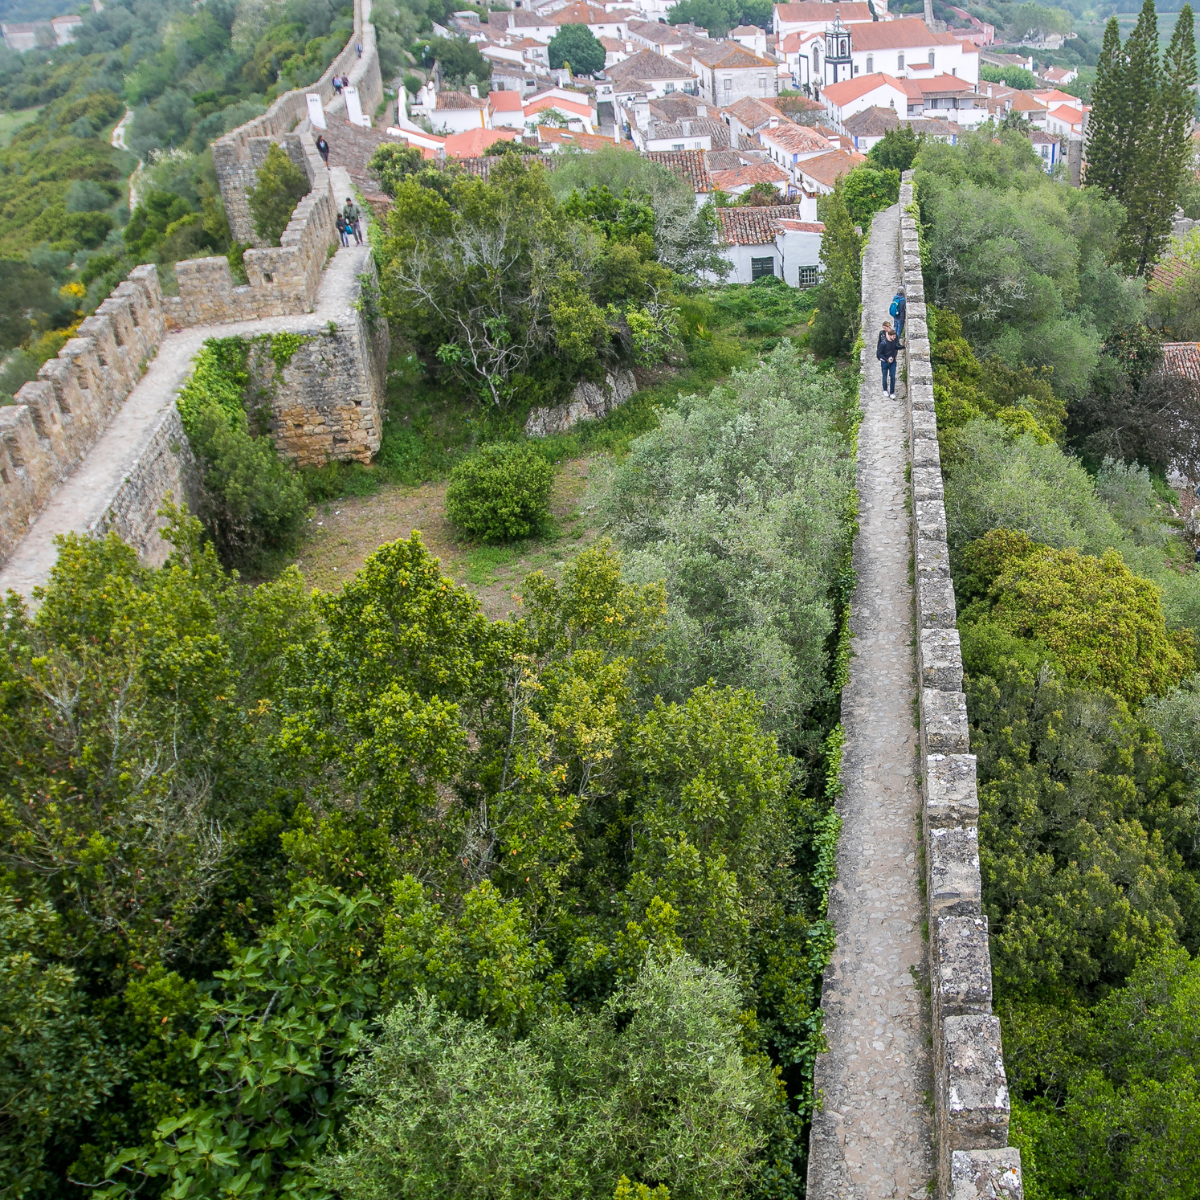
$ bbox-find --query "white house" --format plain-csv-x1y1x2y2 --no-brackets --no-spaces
523,88,598,132
760,123,837,182
901,74,986,125
426,89,493,133
713,204,824,286
688,40,780,105
1039,64,1078,86
821,73,908,125
795,147,865,194
778,29,825,90
1044,102,1086,137
606,48,699,99
722,96,787,144
842,105,899,151
548,1,632,41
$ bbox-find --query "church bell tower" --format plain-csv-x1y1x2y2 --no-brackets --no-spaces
824,16,852,86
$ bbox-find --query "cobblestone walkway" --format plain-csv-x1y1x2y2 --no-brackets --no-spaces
806,203,935,1199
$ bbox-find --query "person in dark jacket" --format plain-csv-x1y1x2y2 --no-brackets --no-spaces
877,320,899,398
315,134,330,164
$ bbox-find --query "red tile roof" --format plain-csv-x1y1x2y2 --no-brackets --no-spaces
1162,342,1200,381
822,72,907,105
489,90,525,111
841,17,961,50
798,148,865,186
645,149,713,192
438,90,488,110
444,127,520,156
774,2,874,23
718,203,807,244
711,162,789,189
761,124,835,154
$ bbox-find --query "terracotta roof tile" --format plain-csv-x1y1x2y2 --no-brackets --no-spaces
718,203,806,244
761,124,835,154
606,48,698,81
711,162,789,189
797,149,864,186
688,41,776,68
774,2,874,23
438,90,488,110
1162,342,1200,381
843,106,900,136
645,149,713,192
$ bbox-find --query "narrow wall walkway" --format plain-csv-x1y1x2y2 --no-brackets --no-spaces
807,203,935,1199
0,242,372,601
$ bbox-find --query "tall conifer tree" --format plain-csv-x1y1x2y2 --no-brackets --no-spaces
1084,17,1127,195
1086,0,1198,274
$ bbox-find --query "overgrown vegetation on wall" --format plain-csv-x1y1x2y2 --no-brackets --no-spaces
917,127,1200,1199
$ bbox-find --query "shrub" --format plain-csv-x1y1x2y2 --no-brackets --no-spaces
445,442,554,542
959,529,1194,704
248,143,309,247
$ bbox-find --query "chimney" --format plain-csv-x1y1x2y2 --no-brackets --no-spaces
769,115,778,126
469,83,479,98
697,102,707,116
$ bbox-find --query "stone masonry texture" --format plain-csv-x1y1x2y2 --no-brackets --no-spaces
897,172,1025,1200
806,203,935,1200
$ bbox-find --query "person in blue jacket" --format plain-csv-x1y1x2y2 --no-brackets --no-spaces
877,320,900,399
890,287,907,343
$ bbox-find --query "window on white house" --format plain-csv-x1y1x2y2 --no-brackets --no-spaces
665,82,675,92
673,142,684,150
853,64,859,74
751,256,775,279
759,74,768,90
929,51,935,68
952,67,957,75
798,266,819,287
812,45,820,69
897,52,904,69
724,77,732,91
866,54,873,72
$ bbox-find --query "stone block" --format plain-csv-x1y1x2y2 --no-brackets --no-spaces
911,407,938,440
527,369,637,437
916,497,947,542
936,915,993,1019
912,431,941,469
925,753,979,828
915,536,950,578
949,1148,1024,1200
922,688,970,755
906,336,931,362
917,572,957,629
928,825,982,916
941,1014,1010,1148
912,465,944,501
13,381,69,469
920,627,963,691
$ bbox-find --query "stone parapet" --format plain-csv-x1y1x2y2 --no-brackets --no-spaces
899,172,1024,1200
2,266,166,568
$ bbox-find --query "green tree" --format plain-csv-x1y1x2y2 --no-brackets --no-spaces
247,142,309,246
1,893,124,1198
428,35,489,88
101,887,381,1200
548,24,606,76
866,125,921,172
369,142,426,197
1084,1,1198,274
839,165,900,228
979,63,1036,90
319,953,778,1200
808,178,862,357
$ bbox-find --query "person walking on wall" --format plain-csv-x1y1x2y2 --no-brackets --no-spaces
316,134,330,164
890,286,906,344
877,319,899,399
333,75,343,96
343,197,363,245
355,40,363,57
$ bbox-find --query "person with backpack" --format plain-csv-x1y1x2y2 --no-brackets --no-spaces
890,287,906,343
343,197,363,245
336,213,349,247
877,320,900,398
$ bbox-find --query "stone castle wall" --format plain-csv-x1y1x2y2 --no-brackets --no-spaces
0,266,167,567
898,173,1025,1200
246,266,388,466
0,1,389,574
212,0,383,248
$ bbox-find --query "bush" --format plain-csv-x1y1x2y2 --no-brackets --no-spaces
247,143,309,247
445,442,554,542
